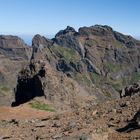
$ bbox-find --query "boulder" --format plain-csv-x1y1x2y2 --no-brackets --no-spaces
120,83,140,98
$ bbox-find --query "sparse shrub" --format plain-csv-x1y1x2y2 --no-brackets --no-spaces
30,102,55,112
1,86,9,91
0,85,10,95
105,63,121,73
90,73,102,84
82,74,91,86
104,91,112,98
130,73,140,84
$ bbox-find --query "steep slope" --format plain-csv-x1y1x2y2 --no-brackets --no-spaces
0,35,32,105
0,90,140,140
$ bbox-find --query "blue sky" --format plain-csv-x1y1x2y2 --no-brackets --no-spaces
0,0,140,37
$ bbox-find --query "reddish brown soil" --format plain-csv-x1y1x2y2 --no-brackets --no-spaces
0,95,140,140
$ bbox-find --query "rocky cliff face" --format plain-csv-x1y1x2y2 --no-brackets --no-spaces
1,25,140,108
0,35,32,105
29,25,140,108
31,34,53,60
0,35,32,60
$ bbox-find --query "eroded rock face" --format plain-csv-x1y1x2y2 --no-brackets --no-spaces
120,83,140,98
0,36,32,105
12,62,46,106
0,35,32,60
31,34,53,59
54,26,85,56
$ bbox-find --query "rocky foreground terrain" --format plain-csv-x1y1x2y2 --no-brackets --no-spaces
0,93,140,140
0,25,140,139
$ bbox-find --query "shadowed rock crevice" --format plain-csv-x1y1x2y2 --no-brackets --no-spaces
11,62,46,106
116,109,140,133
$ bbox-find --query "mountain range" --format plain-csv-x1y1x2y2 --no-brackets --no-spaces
0,24,140,109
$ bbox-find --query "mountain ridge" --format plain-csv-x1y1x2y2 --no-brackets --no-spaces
0,24,140,140
0,24,140,108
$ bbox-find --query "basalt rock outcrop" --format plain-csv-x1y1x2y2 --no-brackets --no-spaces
12,61,46,106
120,83,140,98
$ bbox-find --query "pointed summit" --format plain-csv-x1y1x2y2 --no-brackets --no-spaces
55,26,76,38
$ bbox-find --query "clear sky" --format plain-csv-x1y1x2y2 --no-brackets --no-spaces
0,0,140,37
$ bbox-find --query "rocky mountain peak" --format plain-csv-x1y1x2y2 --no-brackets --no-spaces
31,34,53,60
55,26,76,38
32,34,53,48
93,24,113,31
78,24,114,37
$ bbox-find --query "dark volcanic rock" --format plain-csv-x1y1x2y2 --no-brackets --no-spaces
0,35,32,60
54,26,85,57
117,109,140,133
114,31,136,48
84,58,101,74
120,83,140,98
12,62,46,106
56,59,72,73
69,61,83,73
55,26,76,37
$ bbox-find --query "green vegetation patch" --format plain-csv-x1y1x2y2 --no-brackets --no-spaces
104,91,112,98
105,63,121,73
112,83,122,92
82,74,92,86
74,73,92,87
85,39,97,47
112,40,125,48
90,73,102,84
109,72,140,92
0,85,10,95
1,86,9,91
30,102,56,112
130,72,140,84
52,45,80,62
